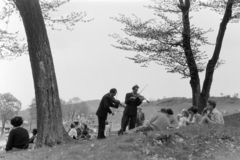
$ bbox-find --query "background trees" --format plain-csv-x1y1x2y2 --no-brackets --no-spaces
111,0,240,111
61,99,90,122
0,0,90,147
0,93,21,136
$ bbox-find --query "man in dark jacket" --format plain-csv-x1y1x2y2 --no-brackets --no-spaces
96,88,120,139
119,85,144,134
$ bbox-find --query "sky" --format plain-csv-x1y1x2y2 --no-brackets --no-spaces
0,0,239,110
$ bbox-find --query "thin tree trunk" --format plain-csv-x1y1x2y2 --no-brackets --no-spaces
14,0,68,147
199,0,233,112
179,0,201,108
1,118,5,137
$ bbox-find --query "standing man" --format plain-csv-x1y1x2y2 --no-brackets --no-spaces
118,85,144,135
96,88,120,139
136,108,145,127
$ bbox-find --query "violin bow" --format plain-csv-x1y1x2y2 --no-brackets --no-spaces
139,84,148,94
139,84,150,103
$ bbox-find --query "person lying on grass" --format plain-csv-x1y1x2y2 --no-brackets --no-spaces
200,100,224,125
126,110,170,134
5,116,29,152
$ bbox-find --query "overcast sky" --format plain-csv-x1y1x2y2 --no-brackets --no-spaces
0,0,239,110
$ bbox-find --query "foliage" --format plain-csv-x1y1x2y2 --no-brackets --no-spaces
0,0,92,60
0,93,21,135
111,0,239,79
62,99,90,122
111,0,208,78
29,98,37,122
0,93,21,121
233,93,239,99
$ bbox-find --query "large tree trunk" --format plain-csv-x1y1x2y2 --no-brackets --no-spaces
198,0,233,112
14,0,67,147
179,0,201,108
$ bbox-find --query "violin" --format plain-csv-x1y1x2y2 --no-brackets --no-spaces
132,93,150,103
111,98,126,108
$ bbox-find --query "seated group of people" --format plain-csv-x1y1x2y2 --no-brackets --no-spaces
68,122,91,140
3,116,37,152
128,100,224,134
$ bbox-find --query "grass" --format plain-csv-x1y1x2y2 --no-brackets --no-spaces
1,113,240,160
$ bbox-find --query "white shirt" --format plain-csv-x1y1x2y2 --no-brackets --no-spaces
178,117,189,127
68,128,77,138
210,108,224,124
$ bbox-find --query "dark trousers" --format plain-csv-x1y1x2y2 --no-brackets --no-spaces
97,116,106,139
121,114,137,131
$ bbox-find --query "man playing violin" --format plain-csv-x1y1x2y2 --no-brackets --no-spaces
118,85,145,135
96,88,120,139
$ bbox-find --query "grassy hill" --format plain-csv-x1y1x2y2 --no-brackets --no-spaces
2,113,240,160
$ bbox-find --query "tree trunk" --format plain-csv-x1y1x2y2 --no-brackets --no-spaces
1,118,5,137
198,0,233,112
29,119,32,131
179,0,201,108
14,0,67,147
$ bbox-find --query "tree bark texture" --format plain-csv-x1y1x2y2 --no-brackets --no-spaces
14,0,67,147
179,0,201,108
199,0,233,112
1,118,6,136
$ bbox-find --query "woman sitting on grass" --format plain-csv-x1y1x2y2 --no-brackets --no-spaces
187,107,202,125
166,109,178,128
177,110,189,129
68,123,77,139
5,116,29,152
79,123,91,139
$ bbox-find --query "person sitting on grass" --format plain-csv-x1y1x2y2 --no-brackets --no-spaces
187,107,202,125
5,116,29,152
29,128,37,144
166,109,178,128
177,110,189,129
177,109,188,122
200,100,224,125
79,123,91,139
127,110,170,134
68,123,77,139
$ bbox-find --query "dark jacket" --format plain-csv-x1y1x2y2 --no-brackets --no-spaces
96,93,119,119
123,93,142,116
6,127,29,151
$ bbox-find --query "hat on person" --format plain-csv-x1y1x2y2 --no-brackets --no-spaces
132,85,139,90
